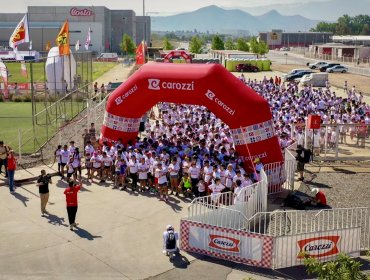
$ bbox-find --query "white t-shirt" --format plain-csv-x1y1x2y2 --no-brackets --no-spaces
55,149,62,164
85,145,95,156
157,167,168,184
102,155,113,167
60,150,70,164
128,159,138,173
138,162,148,179
91,155,102,168
168,162,180,176
189,166,200,179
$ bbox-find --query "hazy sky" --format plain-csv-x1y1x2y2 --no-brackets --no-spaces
3,0,326,15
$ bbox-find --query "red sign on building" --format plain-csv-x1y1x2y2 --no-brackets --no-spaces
70,8,94,17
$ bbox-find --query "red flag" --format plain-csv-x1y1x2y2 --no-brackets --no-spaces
136,41,146,65
56,20,70,55
9,14,30,50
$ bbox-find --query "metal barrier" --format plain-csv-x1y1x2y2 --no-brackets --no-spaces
291,123,370,161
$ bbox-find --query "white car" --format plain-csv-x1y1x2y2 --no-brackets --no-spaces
308,61,327,69
326,65,348,73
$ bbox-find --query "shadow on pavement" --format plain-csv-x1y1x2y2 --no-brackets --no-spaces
170,253,190,269
11,192,29,207
43,213,69,227
74,226,102,241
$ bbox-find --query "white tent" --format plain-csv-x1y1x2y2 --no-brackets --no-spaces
45,47,76,93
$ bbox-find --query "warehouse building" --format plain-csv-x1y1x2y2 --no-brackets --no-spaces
0,6,151,53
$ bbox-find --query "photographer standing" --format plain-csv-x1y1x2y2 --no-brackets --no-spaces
37,170,52,215
296,145,311,181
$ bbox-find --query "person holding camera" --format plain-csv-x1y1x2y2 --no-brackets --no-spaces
37,170,52,215
296,145,311,181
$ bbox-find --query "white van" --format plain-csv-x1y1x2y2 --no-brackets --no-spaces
96,53,118,62
300,73,328,87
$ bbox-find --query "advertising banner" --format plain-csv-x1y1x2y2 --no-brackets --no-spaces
273,228,361,268
180,219,273,268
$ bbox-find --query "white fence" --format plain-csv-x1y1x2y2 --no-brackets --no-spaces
291,123,370,161
187,169,268,229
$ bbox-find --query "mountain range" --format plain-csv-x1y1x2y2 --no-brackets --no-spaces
237,0,370,21
152,5,319,35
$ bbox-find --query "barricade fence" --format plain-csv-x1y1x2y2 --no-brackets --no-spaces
291,123,370,161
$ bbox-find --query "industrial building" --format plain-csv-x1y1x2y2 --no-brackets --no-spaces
0,6,151,53
259,30,332,49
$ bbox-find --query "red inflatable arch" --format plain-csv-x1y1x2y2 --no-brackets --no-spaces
164,50,192,63
101,63,283,168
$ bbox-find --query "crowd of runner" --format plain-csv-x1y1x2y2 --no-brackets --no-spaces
239,74,370,151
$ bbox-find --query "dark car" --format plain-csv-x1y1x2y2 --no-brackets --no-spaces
236,63,259,72
284,70,313,82
319,63,340,72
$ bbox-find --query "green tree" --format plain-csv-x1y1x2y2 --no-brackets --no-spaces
236,38,250,52
258,41,269,55
303,253,369,280
120,33,136,55
163,37,174,50
310,21,337,33
224,38,236,50
189,36,203,54
249,37,260,54
211,35,225,50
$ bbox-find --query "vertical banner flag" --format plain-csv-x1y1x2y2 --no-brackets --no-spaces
75,40,80,51
9,14,30,50
136,41,146,65
0,61,9,99
56,20,70,55
85,27,91,50
45,41,51,51
21,61,28,78
29,40,32,50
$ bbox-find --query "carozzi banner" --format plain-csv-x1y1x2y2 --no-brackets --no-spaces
273,227,361,269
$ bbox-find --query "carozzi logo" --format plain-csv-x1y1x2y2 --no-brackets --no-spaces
297,236,340,259
205,90,235,116
114,84,138,105
209,234,240,253
70,8,94,17
147,79,194,91
148,79,160,90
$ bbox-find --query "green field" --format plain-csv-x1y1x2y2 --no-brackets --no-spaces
5,61,118,84
0,102,85,153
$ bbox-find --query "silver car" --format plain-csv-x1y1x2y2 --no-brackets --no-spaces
326,65,348,73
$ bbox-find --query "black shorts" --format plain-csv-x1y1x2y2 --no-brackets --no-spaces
67,172,74,178
159,182,167,187
61,163,67,167
104,166,111,170
297,161,305,172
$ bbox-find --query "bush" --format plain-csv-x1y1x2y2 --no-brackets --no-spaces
303,253,369,280
23,96,32,102
0,95,3,102
13,96,23,102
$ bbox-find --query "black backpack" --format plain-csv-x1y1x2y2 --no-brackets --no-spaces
166,231,176,250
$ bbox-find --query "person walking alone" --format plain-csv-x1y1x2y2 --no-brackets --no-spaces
7,150,17,193
36,170,52,215
64,181,81,231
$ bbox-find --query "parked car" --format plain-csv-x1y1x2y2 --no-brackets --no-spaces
282,68,307,78
319,63,340,72
280,47,290,51
235,63,259,72
308,61,327,69
326,65,348,73
284,70,313,82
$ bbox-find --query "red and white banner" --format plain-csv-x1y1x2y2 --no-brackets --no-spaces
136,41,146,65
180,219,273,268
0,61,9,98
9,14,30,50
273,228,361,268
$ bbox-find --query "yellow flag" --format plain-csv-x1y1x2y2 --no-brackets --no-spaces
56,20,70,55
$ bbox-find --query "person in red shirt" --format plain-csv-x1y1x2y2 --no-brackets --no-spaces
7,150,17,193
64,181,81,231
311,188,327,206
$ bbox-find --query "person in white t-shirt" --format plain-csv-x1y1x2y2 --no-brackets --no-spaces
138,157,149,192
101,152,113,183
208,177,225,206
91,151,102,181
168,157,180,195
156,162,168,201
60,145,71,179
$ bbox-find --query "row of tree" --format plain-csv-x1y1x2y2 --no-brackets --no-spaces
163,35,268,55
311,14,370,35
